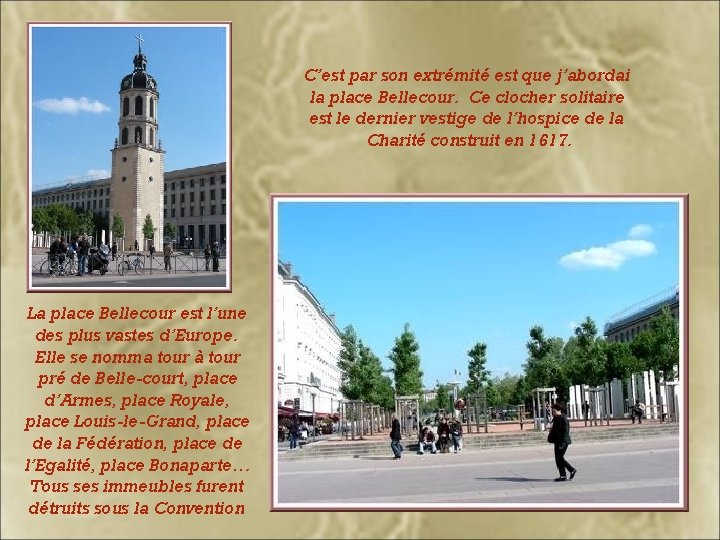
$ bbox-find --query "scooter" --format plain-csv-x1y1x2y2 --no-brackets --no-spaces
87,245,110,275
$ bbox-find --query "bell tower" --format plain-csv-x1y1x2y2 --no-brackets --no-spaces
110,34,164,251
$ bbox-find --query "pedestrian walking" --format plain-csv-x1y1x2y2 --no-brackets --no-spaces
163,243,173,271
211,241,220,272
288,418,299,450
204,243,212,271
111,242,118,261
547,402,577,482
390,413,403,459
77,236,90,276
582,400,590,422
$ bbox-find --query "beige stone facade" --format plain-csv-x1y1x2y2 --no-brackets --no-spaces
110,144,164,250
109,43,164,250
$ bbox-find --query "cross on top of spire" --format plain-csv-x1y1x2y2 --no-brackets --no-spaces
136,33,144,53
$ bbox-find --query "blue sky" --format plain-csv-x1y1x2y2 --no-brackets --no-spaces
30,24,228,189
277,197,682,388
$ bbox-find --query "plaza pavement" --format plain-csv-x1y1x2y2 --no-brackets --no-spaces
30,250,227,287
279,418,680,460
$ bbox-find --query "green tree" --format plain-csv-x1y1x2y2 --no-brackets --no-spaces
646,306,680,380
337,325,394,408
32,207,55,234
630,307,679,381
92,211,108,237
435,383,450,412
511,375,531,409
337,325,363,400
523,325,569,402
604,341,645,380
466,341,491,395
112,213,125,240
76,209,95,237
45,204,79,237
374,375,396,410
165,222,177,244
143,214,155,244
630,306,680,411
565,317,606,386
388,323,423,397
356,343,387,404
486,373,521,408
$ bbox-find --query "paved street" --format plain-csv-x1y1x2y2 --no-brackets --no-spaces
30,253,228,289
276,435,681,508
31,272,227,288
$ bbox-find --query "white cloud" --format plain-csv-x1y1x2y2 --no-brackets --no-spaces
628,224,653,238
86,169,110,179
559,239,656,270
35,97,110,114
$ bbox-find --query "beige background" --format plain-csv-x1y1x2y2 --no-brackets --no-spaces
1,1,718,538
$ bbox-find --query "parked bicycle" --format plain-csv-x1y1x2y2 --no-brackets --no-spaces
117,252,145,275
39,250,76,277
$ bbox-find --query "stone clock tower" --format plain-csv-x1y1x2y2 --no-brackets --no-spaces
110,34,164,251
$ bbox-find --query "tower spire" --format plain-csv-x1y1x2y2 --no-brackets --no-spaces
136,32,144,54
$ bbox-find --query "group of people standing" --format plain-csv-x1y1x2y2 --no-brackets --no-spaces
160,242,221,272
389,403,578,483
390,414,464,459
417,417,463,454
203,242,221,272
49,235,91,276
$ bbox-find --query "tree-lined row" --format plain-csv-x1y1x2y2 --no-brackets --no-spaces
32,204,100,238
33,206,179,248
337,307,679,411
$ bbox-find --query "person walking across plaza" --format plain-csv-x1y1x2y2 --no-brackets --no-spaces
582,400,590,425
163,243,173,272
288,417,299,450
211,241,220,272
204,243,212,271
390,413,403,459
547,402,577,482
77,236,90,276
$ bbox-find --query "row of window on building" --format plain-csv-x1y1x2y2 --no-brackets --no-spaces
32,170,228,216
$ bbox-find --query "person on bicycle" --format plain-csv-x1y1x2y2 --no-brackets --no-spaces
56,237,68,270
48,237,62,273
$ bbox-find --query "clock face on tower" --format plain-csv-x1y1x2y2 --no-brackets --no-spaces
122,79,130,89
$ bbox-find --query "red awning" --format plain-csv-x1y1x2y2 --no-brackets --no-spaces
277,406,336,420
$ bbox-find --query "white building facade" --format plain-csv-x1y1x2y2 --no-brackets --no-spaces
275,261,342,415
